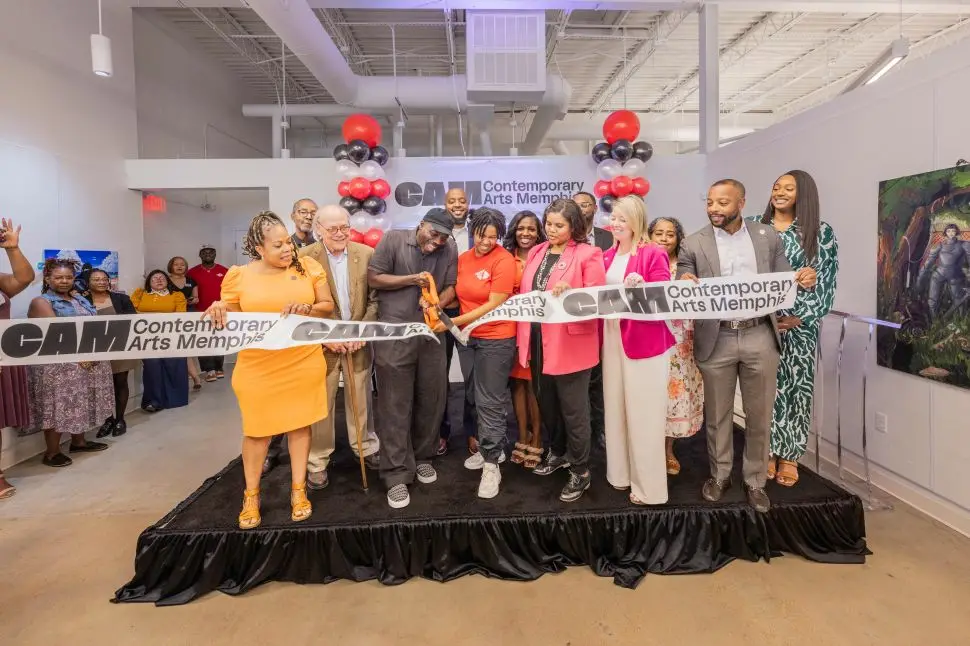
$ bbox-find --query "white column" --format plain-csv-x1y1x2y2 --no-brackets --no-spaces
271,114,282,159
698,4,719,155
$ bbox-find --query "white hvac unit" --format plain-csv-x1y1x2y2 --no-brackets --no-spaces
466,10,546,104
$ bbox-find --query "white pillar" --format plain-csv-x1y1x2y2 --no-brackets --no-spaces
698,4,719,155
271,114,282,158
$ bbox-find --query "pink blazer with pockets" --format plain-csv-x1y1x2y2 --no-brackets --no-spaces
516,240,606,376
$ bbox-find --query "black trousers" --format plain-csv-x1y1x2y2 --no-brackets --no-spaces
589,362,605,442
438,307,476,442
529,325,592,473
198,356,224,373
375,334,448,488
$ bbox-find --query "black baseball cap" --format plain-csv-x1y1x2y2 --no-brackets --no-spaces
422,208,454,237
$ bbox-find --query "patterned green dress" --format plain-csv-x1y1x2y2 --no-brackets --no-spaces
759,218,839,461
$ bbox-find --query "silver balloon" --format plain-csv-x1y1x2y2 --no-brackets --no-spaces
349,213,369,232
596,158,622,182
359,160,385,181
335,159,359,181
622,158,646,178
371,215,391,231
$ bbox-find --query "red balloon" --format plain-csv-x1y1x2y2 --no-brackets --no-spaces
371,178,391,199
349,229,366,244
363,228,384,248
632,177,651,197
593,180,611,198
349,177,371,201
603,110,640,145
337,181,351,197
611,175,633,197
343,114,382,148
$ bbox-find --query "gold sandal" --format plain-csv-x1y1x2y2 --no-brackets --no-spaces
291,481,312,522
523,446,543,470
767,457,778,481
238,488,261,530
776,459,799,487
666,454,681,476
511,442,529,464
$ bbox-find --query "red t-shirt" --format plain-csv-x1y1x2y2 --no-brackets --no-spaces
187,263,229,312
456,246,516,339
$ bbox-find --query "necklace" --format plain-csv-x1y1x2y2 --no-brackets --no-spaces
535,250,558,291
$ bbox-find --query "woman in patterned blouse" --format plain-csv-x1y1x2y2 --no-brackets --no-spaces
758,170,839,486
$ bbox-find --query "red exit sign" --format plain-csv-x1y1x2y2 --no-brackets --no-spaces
143,194,167,213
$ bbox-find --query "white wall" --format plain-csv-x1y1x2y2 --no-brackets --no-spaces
706,36,970,534
132,9,270,161
0,0,142,469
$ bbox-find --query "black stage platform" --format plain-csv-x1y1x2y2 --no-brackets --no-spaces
114,422,869,605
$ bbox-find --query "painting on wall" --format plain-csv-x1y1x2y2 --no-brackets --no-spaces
41,249,120,292
877,163,970,389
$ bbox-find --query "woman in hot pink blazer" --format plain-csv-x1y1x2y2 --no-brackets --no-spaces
517,198,606,503
601,196,676,505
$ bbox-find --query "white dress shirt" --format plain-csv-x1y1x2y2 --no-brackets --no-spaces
453,223,470,254
713,220,758,277
327,246,351,321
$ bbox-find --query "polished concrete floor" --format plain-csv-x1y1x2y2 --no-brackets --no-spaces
1,378,969,646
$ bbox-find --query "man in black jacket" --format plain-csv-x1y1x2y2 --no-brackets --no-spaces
573,191,611,450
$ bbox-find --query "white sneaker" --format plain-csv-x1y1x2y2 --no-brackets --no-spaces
387,484,410,509
478,463,501,499
463,451,507,470
415,463,437,484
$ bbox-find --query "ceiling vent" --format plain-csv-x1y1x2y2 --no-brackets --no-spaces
466,10,546,104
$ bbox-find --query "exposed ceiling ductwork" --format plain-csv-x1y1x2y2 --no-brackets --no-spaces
245,0,571,156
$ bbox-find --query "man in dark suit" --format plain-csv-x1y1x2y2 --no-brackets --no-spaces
573,191,611,450
677,179,816,513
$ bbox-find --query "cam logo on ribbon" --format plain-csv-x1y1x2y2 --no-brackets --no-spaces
0,313,437,366
462,272,798,337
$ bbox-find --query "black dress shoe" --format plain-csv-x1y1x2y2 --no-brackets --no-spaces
744,484,771,513
262,455,277,475
96,417,115,439
701,477,732,502
112,419,127,437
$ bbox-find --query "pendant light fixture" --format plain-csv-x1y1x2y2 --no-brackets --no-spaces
91,0,113,78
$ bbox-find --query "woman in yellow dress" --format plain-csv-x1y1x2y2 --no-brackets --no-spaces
203,212,334,529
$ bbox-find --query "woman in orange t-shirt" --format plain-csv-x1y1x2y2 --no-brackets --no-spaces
433,208,516,500
503,210,545,469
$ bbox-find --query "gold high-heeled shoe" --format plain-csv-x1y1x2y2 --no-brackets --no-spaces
291,481,312,522
239,488,261,530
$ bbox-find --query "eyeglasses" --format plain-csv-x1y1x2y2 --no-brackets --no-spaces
297,209,317,217
323,225,351,235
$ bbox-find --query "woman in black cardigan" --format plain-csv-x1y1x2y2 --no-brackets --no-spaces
83,269,137,437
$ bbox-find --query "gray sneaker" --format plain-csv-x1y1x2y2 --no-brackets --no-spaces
307,470,329,491
415,463,437,484
387,484,410,509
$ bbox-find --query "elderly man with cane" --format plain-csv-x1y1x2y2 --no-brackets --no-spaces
282,204,383,491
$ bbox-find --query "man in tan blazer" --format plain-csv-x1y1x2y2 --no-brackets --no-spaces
297,204,381,490
678,179,816,513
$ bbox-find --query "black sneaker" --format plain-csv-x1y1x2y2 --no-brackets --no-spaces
533,452,570,476
559,470,591,503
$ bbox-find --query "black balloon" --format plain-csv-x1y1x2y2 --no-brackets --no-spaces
339,196,362,213
591,142,611,164
599,195,615,213
333,143,350,161
362,196,386,216
610,139,633,162
347,139,371,163
370,145,389,166
632,140,654,162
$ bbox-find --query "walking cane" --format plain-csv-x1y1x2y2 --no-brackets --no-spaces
342,351,369,492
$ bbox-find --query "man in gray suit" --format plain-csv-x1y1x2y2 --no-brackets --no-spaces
677,179,816,512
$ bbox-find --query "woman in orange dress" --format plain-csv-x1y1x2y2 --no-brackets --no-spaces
203,212,334,530
503,210,545,469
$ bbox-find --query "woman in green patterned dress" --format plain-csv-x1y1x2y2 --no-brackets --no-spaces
758,170,839,487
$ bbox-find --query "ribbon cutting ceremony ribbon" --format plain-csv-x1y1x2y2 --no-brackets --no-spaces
0,273,796,365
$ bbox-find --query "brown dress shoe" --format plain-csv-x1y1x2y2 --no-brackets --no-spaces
701,477,731,502
307,470,329,491
744,484,771,513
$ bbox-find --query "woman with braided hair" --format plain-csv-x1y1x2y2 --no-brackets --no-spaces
203,211,334,529
27,258,114,467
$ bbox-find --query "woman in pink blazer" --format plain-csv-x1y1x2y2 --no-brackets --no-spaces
517,198,606,503
601,196,676,505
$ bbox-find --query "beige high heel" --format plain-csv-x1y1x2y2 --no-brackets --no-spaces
291,481,312,522
238,488,261,530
